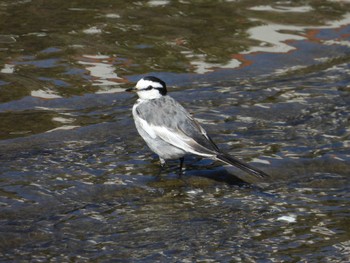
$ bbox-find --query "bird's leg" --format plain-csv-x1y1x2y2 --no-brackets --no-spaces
178,157,185,177
157,158,166,177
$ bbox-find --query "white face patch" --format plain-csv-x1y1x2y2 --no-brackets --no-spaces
137,88,162,100
136,78,163,90
135,78,164,100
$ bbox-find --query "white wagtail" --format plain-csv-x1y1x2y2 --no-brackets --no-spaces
126,76,269,178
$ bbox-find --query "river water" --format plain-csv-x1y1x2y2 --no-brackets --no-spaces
1,0,350,262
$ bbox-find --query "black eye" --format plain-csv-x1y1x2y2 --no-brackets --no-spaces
144,85,153,91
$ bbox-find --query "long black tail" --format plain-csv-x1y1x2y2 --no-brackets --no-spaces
217,153,269,178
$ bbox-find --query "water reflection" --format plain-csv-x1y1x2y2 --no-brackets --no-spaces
77,54,126,90
1,0,350,100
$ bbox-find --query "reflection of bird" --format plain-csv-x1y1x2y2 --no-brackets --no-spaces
127,76,269,178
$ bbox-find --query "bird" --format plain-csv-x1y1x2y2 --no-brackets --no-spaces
126,76,269,178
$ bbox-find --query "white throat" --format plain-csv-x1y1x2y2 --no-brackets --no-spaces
136,89,163,100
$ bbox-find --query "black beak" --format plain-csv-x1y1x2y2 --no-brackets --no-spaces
126,87,137,92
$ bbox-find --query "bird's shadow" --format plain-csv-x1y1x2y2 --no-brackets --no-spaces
184,166,249,186
149,156,258,188
150,162,251,186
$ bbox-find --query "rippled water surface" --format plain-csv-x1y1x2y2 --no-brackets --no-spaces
1,0,350,262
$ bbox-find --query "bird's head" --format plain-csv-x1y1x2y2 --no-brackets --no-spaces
126,76,167,100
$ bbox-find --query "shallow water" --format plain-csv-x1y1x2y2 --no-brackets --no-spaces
1,0,350,262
